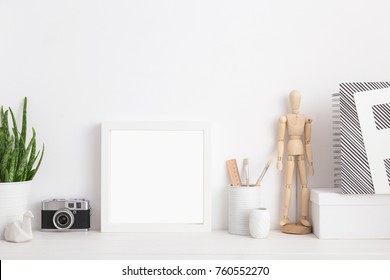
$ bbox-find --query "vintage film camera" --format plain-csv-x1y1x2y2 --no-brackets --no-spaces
41,199,91,231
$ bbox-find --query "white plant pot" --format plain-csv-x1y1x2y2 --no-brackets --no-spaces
249,208,270,238
0,181,32,239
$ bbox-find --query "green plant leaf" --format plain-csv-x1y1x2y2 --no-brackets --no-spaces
26,128,37,173
1,109,10,139
9,108,19,144
8,148,17,182
28,144,44,181
0,136,13,182
17,133,26,175
21,97,27,147
0,106,4,124
15,133,34,181
0,127,4,157
4,169,10,182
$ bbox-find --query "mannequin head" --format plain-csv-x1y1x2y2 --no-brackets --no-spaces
289,90,301,114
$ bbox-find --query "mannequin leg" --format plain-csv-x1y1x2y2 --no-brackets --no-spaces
297,155,311,227
280,156,295,226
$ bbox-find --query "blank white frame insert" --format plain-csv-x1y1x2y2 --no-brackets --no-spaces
101,122,211,232
355,88,390,194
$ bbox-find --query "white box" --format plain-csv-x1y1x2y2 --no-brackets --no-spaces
310,188,390,239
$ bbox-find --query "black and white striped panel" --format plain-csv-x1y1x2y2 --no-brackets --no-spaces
385,158,390,188
372,103,390,130
339,82,390,194
332,93,341,188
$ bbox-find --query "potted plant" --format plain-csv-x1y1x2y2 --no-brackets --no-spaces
0,97,44,237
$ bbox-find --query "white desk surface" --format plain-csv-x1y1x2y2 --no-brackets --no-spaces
0,230,389,260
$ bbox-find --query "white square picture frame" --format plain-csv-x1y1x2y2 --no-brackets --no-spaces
101,122,211,232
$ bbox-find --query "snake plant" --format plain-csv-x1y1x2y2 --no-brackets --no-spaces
0,97,44,182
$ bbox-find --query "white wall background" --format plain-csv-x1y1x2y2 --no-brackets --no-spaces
1,0,390,230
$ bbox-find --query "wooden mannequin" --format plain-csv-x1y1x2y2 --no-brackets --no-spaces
277,90,314,234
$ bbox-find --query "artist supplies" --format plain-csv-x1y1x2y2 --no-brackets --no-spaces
226,159,242,186
243,158,250,187
255,156,273,186
227,156,272,187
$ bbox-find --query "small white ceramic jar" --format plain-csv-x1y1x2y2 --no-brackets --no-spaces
249,208,270,238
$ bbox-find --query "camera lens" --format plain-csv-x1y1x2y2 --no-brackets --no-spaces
53,208,74,230
58,215,68,225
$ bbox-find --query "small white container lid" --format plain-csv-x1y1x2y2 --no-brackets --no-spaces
310,187,390,206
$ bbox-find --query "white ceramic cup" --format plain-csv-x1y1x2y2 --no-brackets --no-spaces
228,186,262,235
249,208,270,238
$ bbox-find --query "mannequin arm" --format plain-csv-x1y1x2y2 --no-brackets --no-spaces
305,117,314,176
277,116,287,171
